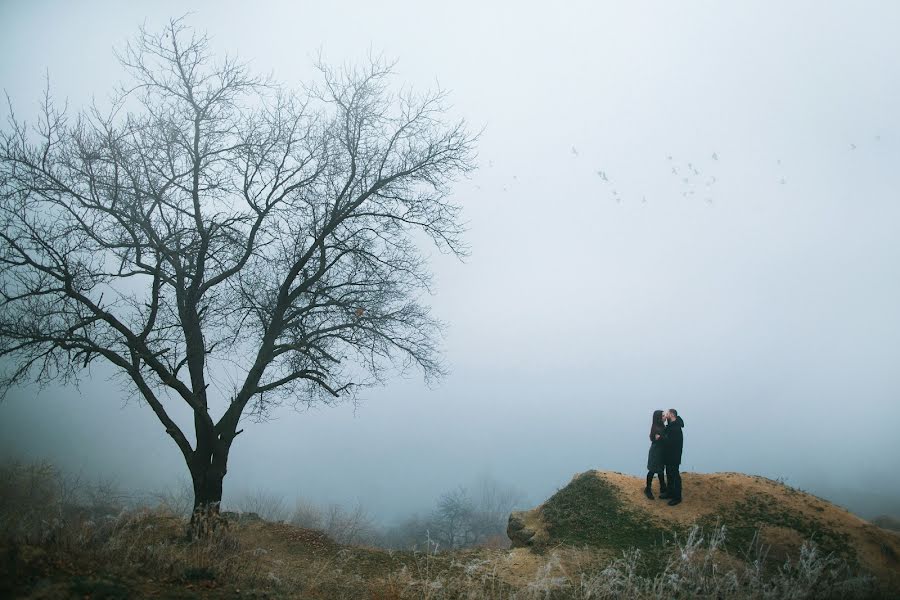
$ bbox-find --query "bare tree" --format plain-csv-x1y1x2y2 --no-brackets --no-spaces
433,486,475,549
323,502,377,545
429,479,525,549
0,18,475,527
472,474,525,528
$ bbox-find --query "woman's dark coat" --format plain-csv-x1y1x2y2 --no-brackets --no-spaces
646,424,665,473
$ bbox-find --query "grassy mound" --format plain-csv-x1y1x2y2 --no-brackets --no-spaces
541,470,671,551
3,460,898,598
698,488,856,566
512,469,900,593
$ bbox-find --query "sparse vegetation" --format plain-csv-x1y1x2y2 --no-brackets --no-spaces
231,489,290,523
699,491,858,568
1,460,895,598
288,499,379,546
384,479,525,551
540,471,673,562
569,524,875,599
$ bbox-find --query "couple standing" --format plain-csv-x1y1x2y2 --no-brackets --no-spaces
645,409,685,506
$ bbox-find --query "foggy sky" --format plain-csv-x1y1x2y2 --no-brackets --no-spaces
2,0,899,522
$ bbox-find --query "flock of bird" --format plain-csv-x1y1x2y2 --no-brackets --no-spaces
582,146,729,205
479,137,880,205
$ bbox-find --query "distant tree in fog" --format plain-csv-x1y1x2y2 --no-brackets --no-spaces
0,17,475,530
433,486,475,549
382,478,525,550
472,473,526,529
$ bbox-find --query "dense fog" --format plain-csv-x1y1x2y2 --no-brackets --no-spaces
2,0,899,528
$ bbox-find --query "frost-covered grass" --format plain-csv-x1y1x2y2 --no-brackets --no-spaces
388,524,877,599
0,460,887,599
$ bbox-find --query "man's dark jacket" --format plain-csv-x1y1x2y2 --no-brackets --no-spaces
662,416,685,465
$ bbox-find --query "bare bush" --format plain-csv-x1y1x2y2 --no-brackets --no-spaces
148,477,195,518
288,497,377,545
379,524,876,600
289,498,325,530
0,459,64,544
573,524,875,600
324,502,378,545
230,489,289,522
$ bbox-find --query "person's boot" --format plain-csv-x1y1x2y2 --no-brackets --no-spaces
644,485,654,500
667,498,681,506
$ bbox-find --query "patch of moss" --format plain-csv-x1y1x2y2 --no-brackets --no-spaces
539,471,676,571
699,492,857,569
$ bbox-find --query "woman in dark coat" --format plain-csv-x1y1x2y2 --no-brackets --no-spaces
645,410,667,499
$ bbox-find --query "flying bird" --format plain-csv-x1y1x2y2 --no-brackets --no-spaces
596,170,609,181
850,143,857,150
712,152,718,160
571,146,579,157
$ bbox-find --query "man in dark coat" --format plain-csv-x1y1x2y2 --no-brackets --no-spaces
660,409,685,506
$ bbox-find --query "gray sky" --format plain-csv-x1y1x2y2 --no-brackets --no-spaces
2,0,899,521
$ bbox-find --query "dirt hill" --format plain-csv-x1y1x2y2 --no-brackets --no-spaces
6,470,900,598
508,470,900,589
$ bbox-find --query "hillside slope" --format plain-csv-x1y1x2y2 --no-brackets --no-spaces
508,470,900,589
6,470,899,598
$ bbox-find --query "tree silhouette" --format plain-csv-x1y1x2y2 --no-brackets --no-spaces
0,18,475,526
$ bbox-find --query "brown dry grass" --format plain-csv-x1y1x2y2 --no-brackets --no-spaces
3,462,897,598
5,504,891,599
561,471,900,587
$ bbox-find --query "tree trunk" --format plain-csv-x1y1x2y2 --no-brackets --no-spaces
188,423,233,537
192,466,225,512
189,464,227,538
